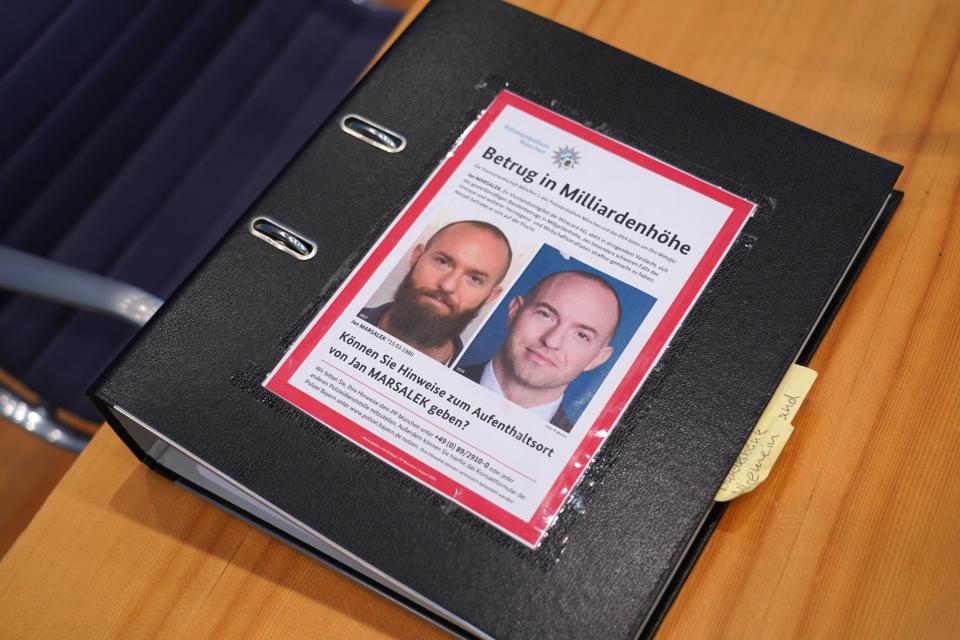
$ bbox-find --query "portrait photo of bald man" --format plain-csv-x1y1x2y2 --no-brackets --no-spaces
456,246,656,432
359,219,514,366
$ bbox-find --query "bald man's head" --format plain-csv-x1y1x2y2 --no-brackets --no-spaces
386,221,512,352
495,271,620,396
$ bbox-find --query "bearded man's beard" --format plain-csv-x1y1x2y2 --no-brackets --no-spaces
387,272,480,349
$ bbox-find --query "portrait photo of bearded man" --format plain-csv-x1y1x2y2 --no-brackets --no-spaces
359,220,513,366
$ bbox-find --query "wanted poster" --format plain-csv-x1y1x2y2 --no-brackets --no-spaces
265,92,754,546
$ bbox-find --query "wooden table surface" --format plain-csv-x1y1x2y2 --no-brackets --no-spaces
3,0,959,637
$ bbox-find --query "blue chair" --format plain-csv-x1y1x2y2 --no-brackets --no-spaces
0,0,402,449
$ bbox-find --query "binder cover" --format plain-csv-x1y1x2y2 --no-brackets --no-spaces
90,1,902,637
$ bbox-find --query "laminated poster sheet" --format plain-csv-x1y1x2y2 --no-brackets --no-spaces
265,91,754,546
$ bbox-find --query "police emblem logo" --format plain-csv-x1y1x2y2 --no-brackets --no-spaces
552,145,581,169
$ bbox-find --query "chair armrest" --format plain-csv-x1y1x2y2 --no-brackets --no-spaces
0,247,162,326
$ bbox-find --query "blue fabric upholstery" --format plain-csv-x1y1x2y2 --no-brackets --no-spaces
0,0,400,419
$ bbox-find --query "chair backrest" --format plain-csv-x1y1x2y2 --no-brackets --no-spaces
0,0,400,420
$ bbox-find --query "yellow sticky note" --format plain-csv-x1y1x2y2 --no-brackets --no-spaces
758,364,818,427
715,364,817,501
715,418,793,501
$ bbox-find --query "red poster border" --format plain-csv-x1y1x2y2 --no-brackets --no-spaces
265,91,754,546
